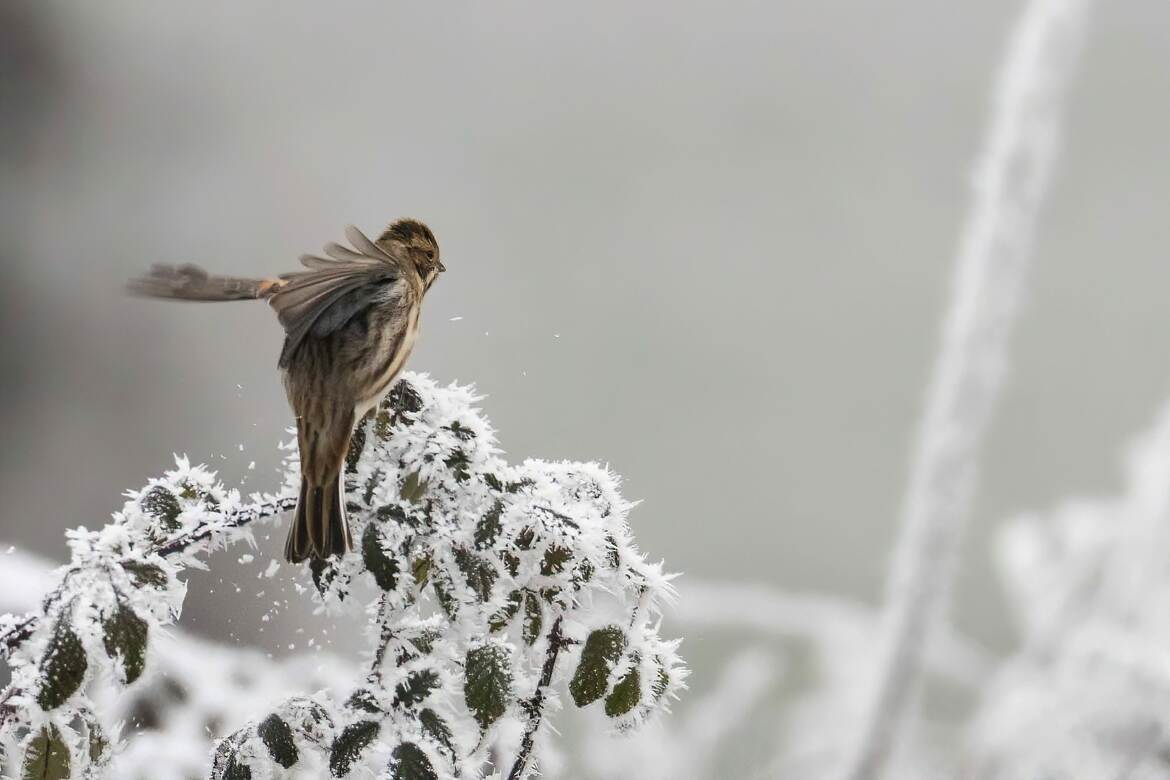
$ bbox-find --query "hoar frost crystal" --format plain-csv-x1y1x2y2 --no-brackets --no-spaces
0,373,685,779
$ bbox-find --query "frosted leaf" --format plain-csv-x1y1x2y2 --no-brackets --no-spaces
21,723,72,780
569,627,625,708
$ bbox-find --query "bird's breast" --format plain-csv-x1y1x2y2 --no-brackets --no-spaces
356,301,421,416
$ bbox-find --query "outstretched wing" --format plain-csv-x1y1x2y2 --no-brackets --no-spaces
271,227,401,367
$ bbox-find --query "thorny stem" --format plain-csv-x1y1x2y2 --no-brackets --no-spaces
152,495,297,557
507,616,567,780
366,594,396,687
0,617,35,661
0,494,297,662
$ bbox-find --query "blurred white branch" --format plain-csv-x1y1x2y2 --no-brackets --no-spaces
676,581,989,688
841,0,1094,777
968,401,1170,780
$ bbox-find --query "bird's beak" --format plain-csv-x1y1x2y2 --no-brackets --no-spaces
437,261,447,273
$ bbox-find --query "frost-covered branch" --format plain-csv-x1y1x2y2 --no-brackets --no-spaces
841,0,1094,778
0,495,295,665
0,373,685,779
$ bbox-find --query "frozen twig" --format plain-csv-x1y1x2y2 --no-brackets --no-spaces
507,616,567,780
840,0,1094,777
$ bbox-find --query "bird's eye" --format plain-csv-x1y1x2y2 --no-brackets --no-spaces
425,249,435,260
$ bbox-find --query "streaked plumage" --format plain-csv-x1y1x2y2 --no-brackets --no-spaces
129,219,444,562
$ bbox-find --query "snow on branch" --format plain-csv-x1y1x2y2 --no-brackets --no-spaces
0,373,686,779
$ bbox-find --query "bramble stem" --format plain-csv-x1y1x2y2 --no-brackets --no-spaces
507,616,566,780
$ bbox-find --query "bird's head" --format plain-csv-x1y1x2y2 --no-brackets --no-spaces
378,218,443,289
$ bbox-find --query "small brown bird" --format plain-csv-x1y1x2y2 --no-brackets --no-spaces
129,219,444,563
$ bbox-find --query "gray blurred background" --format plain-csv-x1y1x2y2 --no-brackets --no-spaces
1,0,1167,670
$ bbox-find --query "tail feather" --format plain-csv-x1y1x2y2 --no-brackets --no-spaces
285,479,312,562
128,264,283,302
285,474,351,563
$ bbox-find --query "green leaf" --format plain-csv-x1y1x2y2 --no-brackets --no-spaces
393,669,440,709
310,557,336,596
407,628,441,656
514,526,536,550
258,713,299,769
411,553,433,587
363,468,384,505
464,644,513,730
540,545,573,576
35,613,87,710
140,486,181,530
362,523,400,591
346,688,383,714
330,720,380,777
569,626,625,707
374,408,394,439
346,423,368,474
474,501,503,549
444,450,471,482
522,590,543,646
21,723,71,780
454,547,497,602
121,560,168,589
223,756,252,780
605,664,641,717
389,742,437,780
432,575,458,620
211,731,252,780
103,601,148,684
506,478,534,494
388,380,424,417
488,590,522,633
503,552,521,577
446,421,476,441
418,709,455,760
484,473,504,492
377,503,414,526
286,697,336,741
400,471,428,504
652,661,671,701
605,535,621,569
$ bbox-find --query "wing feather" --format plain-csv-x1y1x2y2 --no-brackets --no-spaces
323,242,369,263
299,254,344,270
344,225,396,262
269,260,397,367
309,282,386,337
